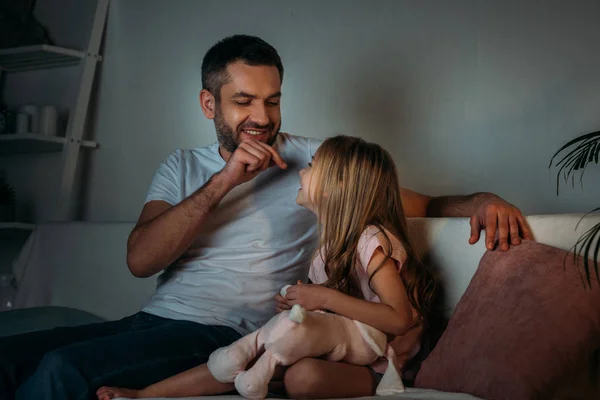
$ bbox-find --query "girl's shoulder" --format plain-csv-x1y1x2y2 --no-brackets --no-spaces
357,225,407,269
309,248,328,284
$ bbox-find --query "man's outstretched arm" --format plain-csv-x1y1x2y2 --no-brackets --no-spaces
400,188,534,251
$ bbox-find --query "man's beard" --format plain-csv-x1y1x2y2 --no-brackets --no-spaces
214,105,280,154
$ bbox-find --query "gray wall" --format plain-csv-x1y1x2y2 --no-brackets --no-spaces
4,0,600,223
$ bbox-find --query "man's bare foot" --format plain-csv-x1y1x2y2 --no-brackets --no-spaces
96,386,142,400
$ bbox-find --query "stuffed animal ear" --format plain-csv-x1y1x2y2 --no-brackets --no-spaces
289,304,307,323
353,321,405,395
375,345,405,395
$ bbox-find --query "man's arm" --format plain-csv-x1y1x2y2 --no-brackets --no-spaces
127,139,287,278
400,188,534,251
126,173,233,277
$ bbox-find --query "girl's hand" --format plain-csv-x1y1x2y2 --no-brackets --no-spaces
274,293,291,313
285,281,332,311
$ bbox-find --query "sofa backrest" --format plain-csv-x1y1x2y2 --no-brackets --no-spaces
410,214,600,316
12,214,600,321
13,222,149,321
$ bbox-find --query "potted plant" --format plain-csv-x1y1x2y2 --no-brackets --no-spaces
550,129,600,286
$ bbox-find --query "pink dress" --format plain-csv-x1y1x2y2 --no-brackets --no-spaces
308,226,423,374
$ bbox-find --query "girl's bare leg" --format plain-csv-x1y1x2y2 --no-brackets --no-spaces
96,363,233,399
284,358,378,399
96,363,287,400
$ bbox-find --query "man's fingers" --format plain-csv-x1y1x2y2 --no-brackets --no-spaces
518,215,534,240
247,140,276,171
275,293,291,312
239,141,271,171
485,209,497,250
253,140,287,169
498,212,509,251
235,148,262,172
275,294,290,304
469,215,481,245
237,140,288,174
509,214,521,245
274,294,286,303
276,304,291,312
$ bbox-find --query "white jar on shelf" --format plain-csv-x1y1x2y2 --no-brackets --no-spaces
0,273,16,311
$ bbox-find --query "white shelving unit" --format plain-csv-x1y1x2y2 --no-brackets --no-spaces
0,45,94,72
0,133,98,155
0,0,110,222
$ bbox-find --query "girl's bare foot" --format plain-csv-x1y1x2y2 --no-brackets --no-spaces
96,386,142,400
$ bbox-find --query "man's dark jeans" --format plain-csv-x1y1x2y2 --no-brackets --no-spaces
0,312,241,400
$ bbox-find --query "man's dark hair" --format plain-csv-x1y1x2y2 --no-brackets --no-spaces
201,35,284,102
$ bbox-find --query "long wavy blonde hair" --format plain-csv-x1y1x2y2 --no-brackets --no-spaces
311,135,436,320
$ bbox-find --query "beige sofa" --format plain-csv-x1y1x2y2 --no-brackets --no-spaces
5,214,600,399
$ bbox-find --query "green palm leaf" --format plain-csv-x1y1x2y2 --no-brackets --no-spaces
549,131,600,195
550,130,600,287
571,209,600,288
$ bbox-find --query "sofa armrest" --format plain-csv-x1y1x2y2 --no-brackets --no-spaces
0,306,106,337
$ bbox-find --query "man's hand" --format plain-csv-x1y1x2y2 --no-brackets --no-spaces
219,139,287,188
469,194,534,251
274,293,291,313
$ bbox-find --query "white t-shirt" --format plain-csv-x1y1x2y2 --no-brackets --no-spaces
142,133,321,335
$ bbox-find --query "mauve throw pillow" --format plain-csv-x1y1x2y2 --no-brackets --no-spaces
415,240,600,400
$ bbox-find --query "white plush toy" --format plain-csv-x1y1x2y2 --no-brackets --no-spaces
207,285,405,399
